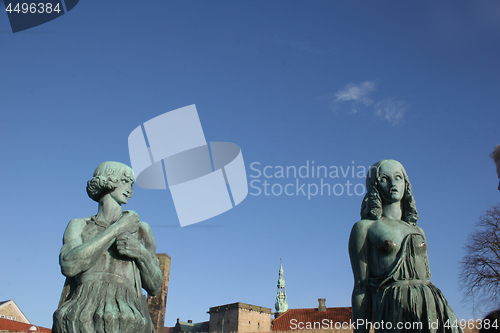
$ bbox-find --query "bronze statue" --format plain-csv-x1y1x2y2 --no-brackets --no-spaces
349,159,462,333
53,161,163,333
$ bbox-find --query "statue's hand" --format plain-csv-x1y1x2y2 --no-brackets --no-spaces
115,211,140,235
116,232,144,259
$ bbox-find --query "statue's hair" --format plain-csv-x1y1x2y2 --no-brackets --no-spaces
86,161,134,202
360,159,418,225
490,144,500,163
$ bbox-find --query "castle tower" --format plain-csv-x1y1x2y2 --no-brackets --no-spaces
274,259,288,318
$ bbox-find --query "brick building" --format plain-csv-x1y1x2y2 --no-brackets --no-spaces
208,302,272,333
172,318,210,333
168,261,352,333
0,300,30,324
0,300,51,333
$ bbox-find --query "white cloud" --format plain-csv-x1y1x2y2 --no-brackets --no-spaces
320,81,376,114
321,81,409,125
334,81,376,105
374,98,408,125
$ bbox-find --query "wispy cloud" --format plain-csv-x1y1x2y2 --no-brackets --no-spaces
374,98,407,125
321,81,408,125
320,81,376,114
334,81,375,105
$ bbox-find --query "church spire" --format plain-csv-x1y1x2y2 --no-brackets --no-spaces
274,258,288,318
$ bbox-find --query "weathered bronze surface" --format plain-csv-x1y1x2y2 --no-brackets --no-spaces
53,161,163,333
349,160,462,333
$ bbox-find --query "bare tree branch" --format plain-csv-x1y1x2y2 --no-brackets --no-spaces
460,204,500,312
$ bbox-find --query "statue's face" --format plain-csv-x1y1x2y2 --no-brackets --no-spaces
110,173,134,205
377,160,405,204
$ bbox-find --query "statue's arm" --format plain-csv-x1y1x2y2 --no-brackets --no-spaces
59,218,119,277
349,220,372,333
135,222,163,296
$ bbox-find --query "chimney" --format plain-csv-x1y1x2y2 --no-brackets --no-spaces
318,298,326,312
188,320,193,324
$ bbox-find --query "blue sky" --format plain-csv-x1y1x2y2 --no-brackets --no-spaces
1,0,500,329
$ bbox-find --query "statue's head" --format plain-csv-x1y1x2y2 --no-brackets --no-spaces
360,159,418,225
86,161,135,202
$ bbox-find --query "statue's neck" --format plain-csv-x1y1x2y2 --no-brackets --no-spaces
95,194,123,226
381,201,402,220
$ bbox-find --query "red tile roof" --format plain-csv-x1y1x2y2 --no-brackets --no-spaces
0,317,51,332
272,307,353,331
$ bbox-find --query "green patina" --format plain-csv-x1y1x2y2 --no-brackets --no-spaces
349,159,463,333
52,161,163,333
274,259,288,318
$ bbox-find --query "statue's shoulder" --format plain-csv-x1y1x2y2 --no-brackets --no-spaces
415,225,426,237
351,219,375,233
349,219,375,255
66,217,89,230
139,220,153,232
62,218,91,243
349,219,375,241
138,220,156,240
137,221,157,251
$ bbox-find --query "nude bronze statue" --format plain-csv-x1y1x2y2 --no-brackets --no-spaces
53,161,163,333
349,159,462,333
